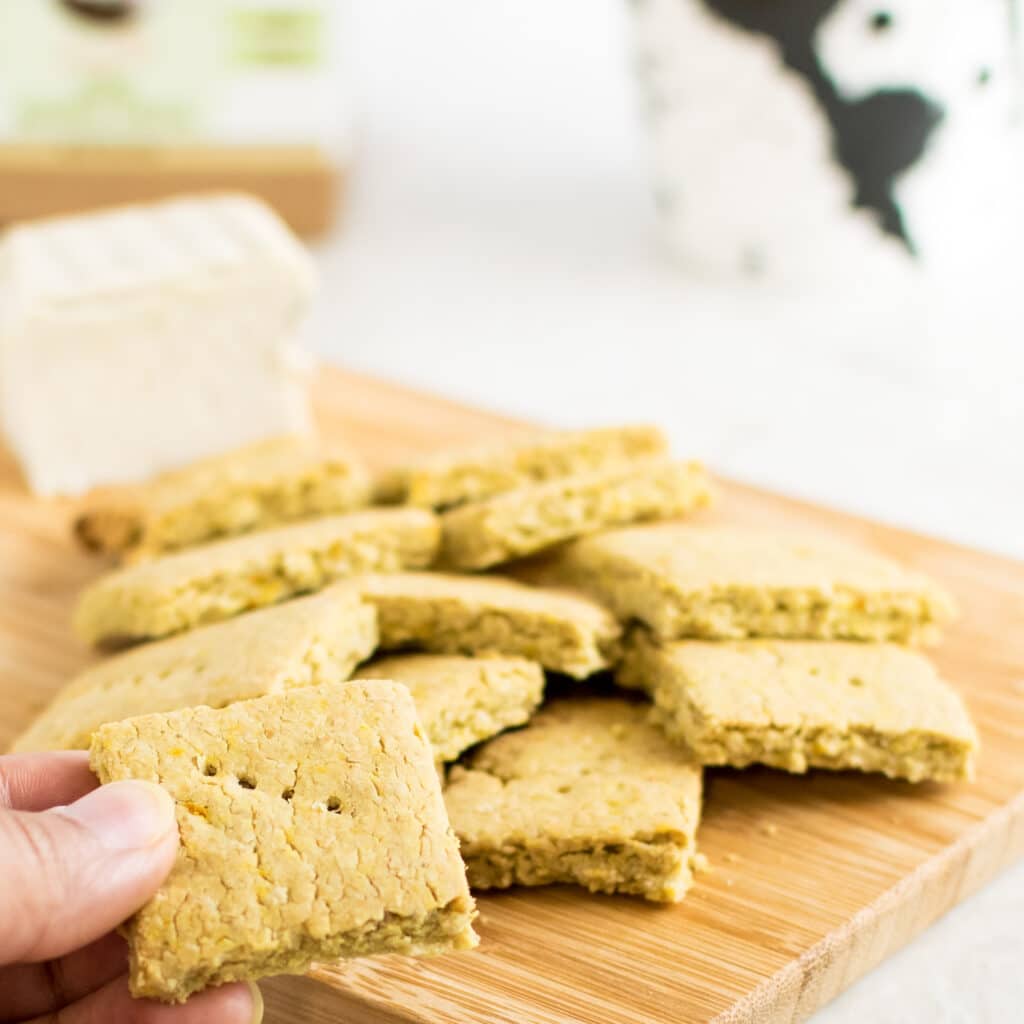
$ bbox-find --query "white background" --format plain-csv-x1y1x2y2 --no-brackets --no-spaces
308,3,1024,1021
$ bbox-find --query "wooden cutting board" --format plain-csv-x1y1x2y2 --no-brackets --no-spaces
2,368,1022,1024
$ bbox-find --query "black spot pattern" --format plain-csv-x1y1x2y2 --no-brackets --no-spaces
61,0,138,24
699,0,945,252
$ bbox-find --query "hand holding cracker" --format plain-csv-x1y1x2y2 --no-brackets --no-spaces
0,751,261,1023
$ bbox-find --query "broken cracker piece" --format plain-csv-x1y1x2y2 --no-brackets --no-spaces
445,698,703,902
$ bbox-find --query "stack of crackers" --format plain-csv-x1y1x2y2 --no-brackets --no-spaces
10,427,976,1002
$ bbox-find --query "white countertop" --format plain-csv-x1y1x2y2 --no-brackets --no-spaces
309,3,1023,1020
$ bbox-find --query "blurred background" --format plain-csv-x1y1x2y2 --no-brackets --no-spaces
1,0,1019,556
1,1,1021,1019
325,2,1023,561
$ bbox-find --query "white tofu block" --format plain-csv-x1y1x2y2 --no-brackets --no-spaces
0,194,317,495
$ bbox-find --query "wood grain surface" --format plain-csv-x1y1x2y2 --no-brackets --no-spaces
2,367,1022,1024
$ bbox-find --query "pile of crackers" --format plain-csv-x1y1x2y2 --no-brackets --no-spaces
12,427,977,1002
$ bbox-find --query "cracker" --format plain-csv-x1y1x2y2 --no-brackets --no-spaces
529,524,955,644
73,508,438,647
12,587,376,753
75,437,371,560
382,425,668,508
619,636,978,782
358,571,621,678
355,654,544,762
89,681,477,1002
444,698,703,902
440,459,712,569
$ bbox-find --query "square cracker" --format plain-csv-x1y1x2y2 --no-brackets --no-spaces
444,698,703,902
355,654,544,762
75,437,371,560
89,681,477,1002
619,636,978,782
530,523,955,645
74,507,438,647
439,459,712,570
358,571,621,678
380,424,668,508
12,587,376,753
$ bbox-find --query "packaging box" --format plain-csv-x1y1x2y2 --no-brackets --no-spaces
0,0,349,234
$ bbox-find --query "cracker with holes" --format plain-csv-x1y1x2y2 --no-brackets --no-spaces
89,681,477,1002
444,699,703,902
74,507,439,647
358,571,621,678
12,587,376,753
354,654,544,763
618,637,978,782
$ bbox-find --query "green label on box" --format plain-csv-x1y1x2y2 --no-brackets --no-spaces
231,9,325,67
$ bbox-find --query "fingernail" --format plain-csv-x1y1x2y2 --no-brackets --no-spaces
248,981,264,1024
63,780,176,851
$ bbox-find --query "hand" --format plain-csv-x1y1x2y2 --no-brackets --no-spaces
0,751,261,1023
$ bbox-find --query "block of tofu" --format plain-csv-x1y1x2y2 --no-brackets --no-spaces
380,425,668,508
74,508,438,647
440,459,712,569
74,436,371,560
357,572,621,678
89,681,477,1002
445,698,703,902
11,587,376,753
355,654,544,763
530,524,956,645
619,637,978,782
0,194,316,496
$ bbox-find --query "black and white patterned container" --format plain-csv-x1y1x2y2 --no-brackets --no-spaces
630,0,1021,281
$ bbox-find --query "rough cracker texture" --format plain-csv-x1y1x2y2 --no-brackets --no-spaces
440,459,713,570
75,437,371,560
73,508,439,647
530,524,956,645
12,588,376,753
357,572,621,678
355,654,544,762
618,636,978,782
380,425,668,508
89,681,477,1002
444,699,703,902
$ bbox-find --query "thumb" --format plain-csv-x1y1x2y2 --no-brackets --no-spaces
0,780,178,965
